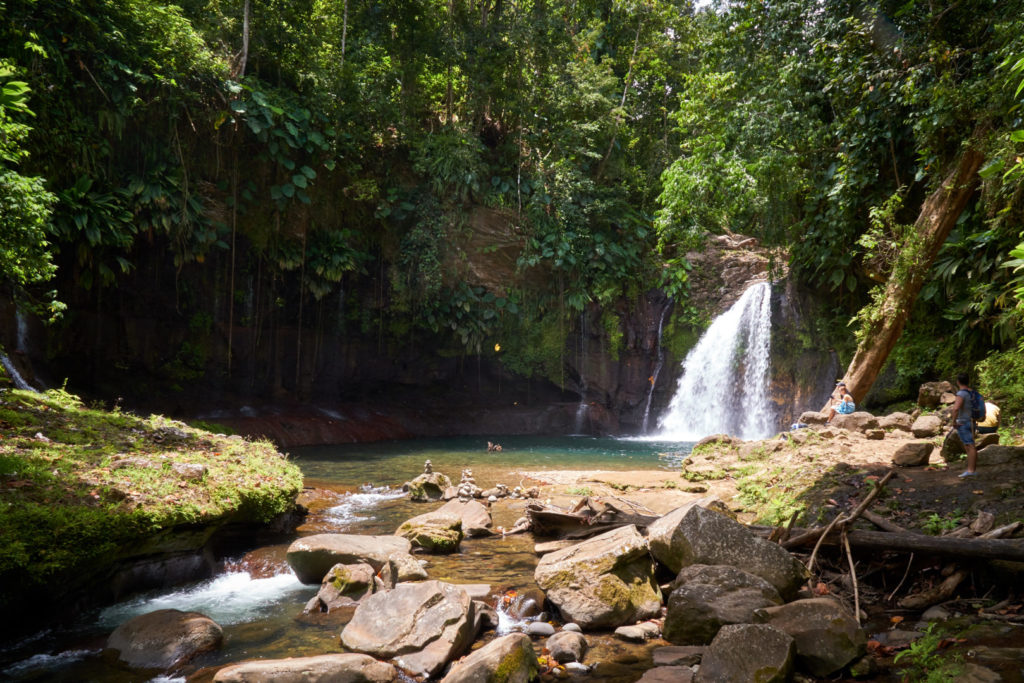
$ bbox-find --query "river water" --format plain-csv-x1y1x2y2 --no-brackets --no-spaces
1,436,692,682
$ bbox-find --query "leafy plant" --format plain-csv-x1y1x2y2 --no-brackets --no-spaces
893,623,964,683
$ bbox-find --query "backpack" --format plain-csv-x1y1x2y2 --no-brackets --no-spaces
971,390,986,422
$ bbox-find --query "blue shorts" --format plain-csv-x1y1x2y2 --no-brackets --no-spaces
956,422,974,445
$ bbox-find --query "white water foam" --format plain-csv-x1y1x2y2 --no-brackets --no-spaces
656,281,775,441
494,594,541,635
97,571,310,629
3,648,100,677
326,484,406,529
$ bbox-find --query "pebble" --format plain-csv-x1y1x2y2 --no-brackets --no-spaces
525,621,556,637
561,623,582,632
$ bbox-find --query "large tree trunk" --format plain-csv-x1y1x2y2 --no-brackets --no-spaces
845,134,985,403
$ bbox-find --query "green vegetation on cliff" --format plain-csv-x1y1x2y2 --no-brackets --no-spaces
0,381,302,607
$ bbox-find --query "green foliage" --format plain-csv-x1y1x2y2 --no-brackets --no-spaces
977,340,1024,417
921,510,963,535
893,623,964,682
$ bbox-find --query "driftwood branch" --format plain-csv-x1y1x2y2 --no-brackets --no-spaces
788,529,1024,562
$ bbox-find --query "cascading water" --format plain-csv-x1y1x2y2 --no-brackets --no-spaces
656,281,775,440
641,304,670,433
0,354,34,391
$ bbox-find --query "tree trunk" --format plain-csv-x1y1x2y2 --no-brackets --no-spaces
844,133,985,403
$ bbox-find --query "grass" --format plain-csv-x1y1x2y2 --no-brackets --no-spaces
0,384,302,607
565,485,593,496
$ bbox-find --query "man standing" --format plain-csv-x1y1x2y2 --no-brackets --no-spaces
950,373,978,478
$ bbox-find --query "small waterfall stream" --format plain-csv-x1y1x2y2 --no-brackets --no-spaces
1,354,34,392
641,304,670,433
656,281,775,440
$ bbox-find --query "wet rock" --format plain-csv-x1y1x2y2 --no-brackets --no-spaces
695,624,795,683
911,415,944,438
639,666,694,683
977,444,1024,466
441,632,539,683
106,609,222,670
664,564,782,645
831,411,880,432
341,581,478,679
434,499,493,537
893,441,935,467
395,512,463,554
918,381,954,408
525,621,556,637
879,412,914,431
388,551,429,582
404,471,454,502
614,622,660,642
652,646,704,667
212,653,397,682
304,562,378,614
754,598,866,677
648,499,808,600
473,600,499,630
534,525,662,629
960,663,1003,683
921,605,951,621
798,411,827,426
286,534,411,584
547,630,588,663
564,662,590,674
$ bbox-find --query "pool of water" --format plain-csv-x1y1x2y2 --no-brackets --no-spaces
1,435,694,682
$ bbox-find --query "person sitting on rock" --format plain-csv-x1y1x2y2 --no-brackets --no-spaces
977,401,1000,435
826,383,856,423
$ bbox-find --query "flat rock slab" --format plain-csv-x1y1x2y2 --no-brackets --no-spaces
440,633,539,683
106,609,222,670
341,580,477,679
638,666,694,683
652,646,704,667
287,534,411,584
212,653,397,682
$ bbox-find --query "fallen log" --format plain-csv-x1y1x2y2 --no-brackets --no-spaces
785,528,1024,563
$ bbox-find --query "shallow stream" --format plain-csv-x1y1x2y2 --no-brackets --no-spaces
1,436,693,682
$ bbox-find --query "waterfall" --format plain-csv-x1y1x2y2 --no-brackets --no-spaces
641,304,670,434
16,309,29,353
1,353,35,391
656,281,774,440
573,312,589,434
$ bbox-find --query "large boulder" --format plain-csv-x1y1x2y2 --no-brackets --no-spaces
341,580,478,679
798,411,827,426
911,414,944,438
977,445,1024,466
694,624,795,683
534,525,662,629
546,631,589,663
878,412,914,431
286,534,411,584
213,654,397,682
918,381,954,408
754,598,866,676
647,500,808,600
405,471,454,502
440,633,539,683
433,499,493,537
663,564,783,645
831,411,879,432
106,609,222,670
892,442,935,467
304,562,378,614
395,512,464,554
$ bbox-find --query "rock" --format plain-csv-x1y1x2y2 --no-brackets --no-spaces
639,666,694,683
911,414,944,438
695,624,795,683
535,539,578,555
977,432,1000,449
754,598,866,677
818,427,837,439
434,499,493,537
441,486,458,501
799,411,827,425
849,654,878,677
455,584,492,600
648,500,808,600
171,462,207,480
831,411,879,432
525,621,556,637
473,600,499,630
212,653,397,682
440,633,539,683
287,534,412,584
879,412,914,431
941,429,965,460
892,441,935,467
395,512,463,554
918,381,954,408
106,609,222,670
652,646,704,667
341,581,478,679
865,429,885,440
405,471,454,502
546,630,588,663
977,445,1024,466
561,623,582,633
388,551,429,582
960,663,1003,683
305,562,377,613
663,564,783,645
615,622,660,641
921,605,951,621
534,525,662,629
695,434,733,449
564,662,590,674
